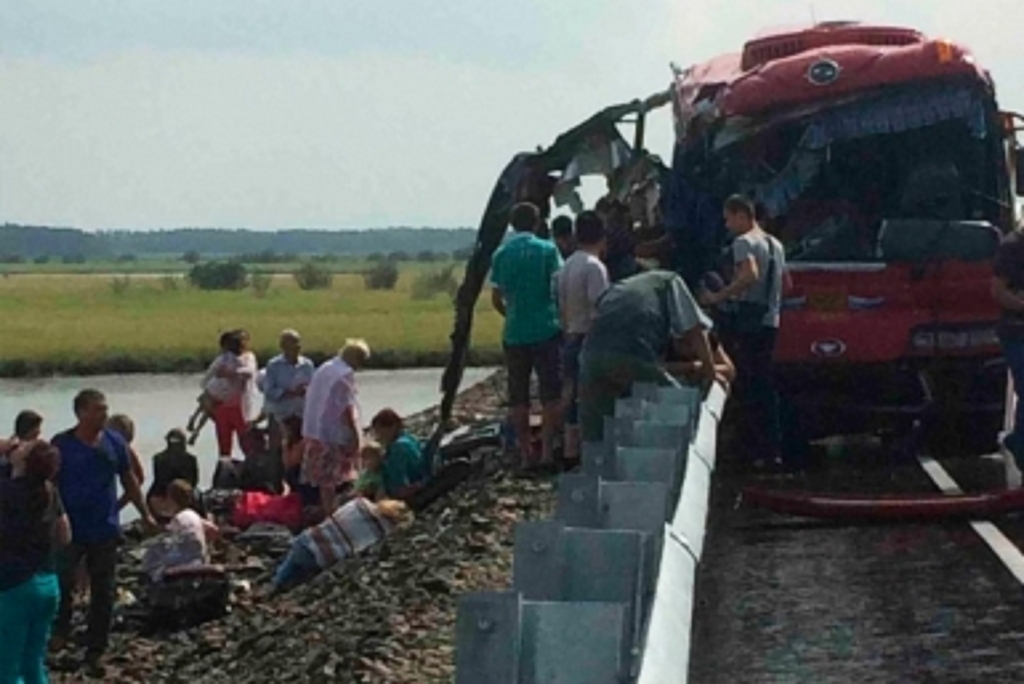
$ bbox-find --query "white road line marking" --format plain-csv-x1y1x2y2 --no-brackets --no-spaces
918,456,1024,586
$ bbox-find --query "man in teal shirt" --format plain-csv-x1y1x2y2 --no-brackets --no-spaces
490,202,564,468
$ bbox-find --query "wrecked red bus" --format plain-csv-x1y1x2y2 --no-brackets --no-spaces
670,22,1023,456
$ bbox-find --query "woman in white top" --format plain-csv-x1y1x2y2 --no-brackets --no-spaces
301,339,371,518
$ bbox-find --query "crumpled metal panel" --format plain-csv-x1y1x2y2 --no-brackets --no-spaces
455,591,523,684
521,601,629,684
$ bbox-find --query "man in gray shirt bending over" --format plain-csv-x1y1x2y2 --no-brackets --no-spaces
578,270,716,443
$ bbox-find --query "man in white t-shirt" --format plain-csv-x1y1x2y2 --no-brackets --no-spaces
556,211,609,465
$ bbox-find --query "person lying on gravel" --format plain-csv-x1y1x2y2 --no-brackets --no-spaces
271,498,411,591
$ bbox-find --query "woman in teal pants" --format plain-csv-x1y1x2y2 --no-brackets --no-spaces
0,441,70,684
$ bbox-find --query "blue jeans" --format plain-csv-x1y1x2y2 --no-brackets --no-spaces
0,572,60,684
272,542,319,589
1002,338,1024,467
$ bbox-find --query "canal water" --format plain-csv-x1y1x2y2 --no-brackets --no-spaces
0,367,495,518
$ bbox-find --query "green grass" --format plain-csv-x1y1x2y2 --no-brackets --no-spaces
0,270,502,377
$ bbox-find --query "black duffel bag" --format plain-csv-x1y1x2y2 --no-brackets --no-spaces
142,566,230,633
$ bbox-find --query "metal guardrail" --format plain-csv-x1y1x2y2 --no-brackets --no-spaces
455,381,726,683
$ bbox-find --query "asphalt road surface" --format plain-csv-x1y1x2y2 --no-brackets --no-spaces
690,439,1024,683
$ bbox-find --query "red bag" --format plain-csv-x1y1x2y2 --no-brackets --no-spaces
231,491,304,531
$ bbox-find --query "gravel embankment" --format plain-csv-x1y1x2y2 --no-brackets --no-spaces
53,370,557,684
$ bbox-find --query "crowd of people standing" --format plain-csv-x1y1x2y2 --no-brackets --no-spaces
491,193,787,472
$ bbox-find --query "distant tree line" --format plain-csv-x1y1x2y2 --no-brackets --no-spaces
0,223,477,262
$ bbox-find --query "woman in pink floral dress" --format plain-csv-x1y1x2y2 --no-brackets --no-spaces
301,339,370,518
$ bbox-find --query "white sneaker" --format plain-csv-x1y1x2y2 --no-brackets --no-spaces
999,432,1022,491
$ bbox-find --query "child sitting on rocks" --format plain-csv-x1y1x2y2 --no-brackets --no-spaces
271,498,410,591
354,442,386,500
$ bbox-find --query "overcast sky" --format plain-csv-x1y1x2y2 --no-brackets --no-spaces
1,0,1020,231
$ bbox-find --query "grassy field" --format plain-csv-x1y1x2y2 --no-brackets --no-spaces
0,269,503,377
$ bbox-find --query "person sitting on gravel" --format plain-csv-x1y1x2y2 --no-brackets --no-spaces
148,429,201,522
165,481,218,564
271,498,410,591
370,409,428,500
354,443,386,500
142,480,219,581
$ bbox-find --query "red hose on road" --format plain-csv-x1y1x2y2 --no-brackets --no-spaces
742,486,1024,521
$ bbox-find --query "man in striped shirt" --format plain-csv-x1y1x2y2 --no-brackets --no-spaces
272,498,409,590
